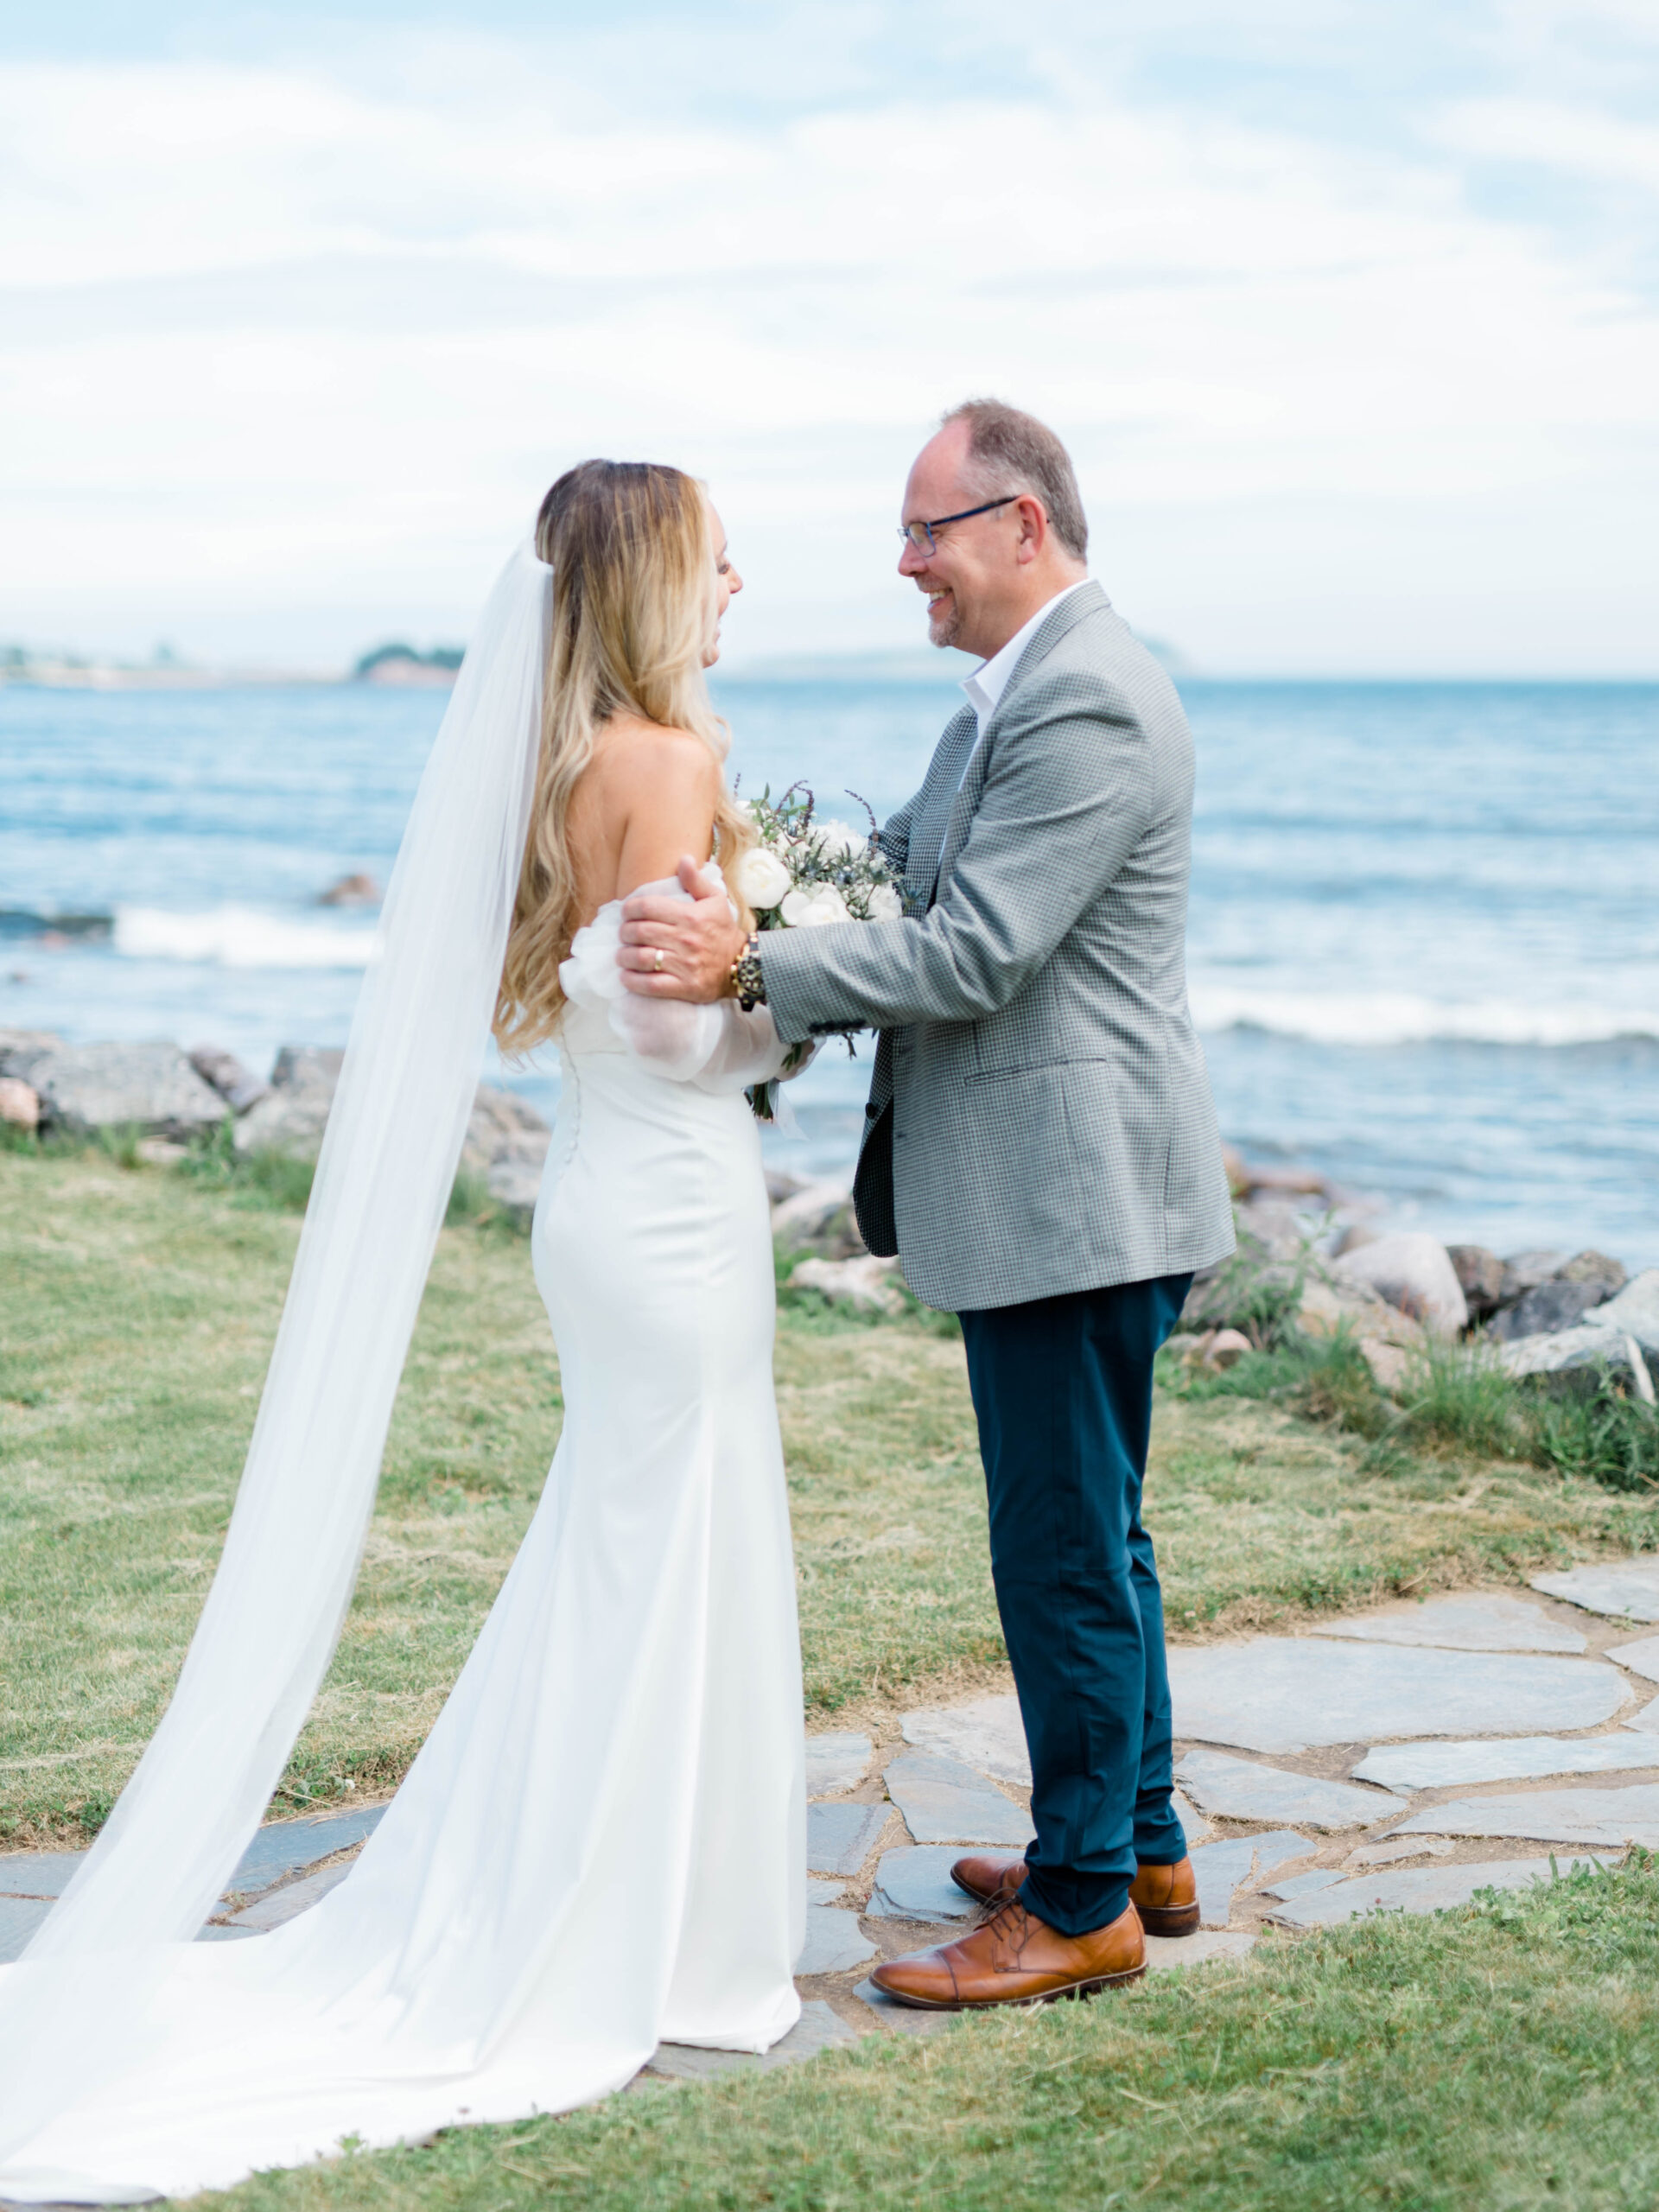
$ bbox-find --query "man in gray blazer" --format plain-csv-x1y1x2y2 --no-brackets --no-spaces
620,400,1234,2006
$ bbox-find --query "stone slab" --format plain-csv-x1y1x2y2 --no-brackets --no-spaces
1191,1829,1311,1928
0,1851,85,1900
1170,1637,1629,1754
1269,1855,1610,1928
647,1999,858,2080
228,1860,353,1931
807,1799,890,1876
1609,1637,1659,1686
806,1878,847,1905
884,1751,1034,1848
797,1905,877,1977
1347,1837,1453,1868
1354,1733,1659,1793
1171,1789,1211,1847
805,1732,874,1799
1315,1592,1586,1655
1264,1869,1348,1900
1177,1749,1389,1830
899,1695,1031,1787
226,1806,386,1898
0,1895,51,1963
867,1844,983,1923
1145,1929,1256,1971
1625,1697,1659,1735
1392,1784,1659,1847
1531,1559,1659,1624
852,1975,960,2035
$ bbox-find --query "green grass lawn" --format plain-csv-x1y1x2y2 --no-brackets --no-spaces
6,1142,1659,2208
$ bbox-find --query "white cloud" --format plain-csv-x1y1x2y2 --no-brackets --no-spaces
0,30,1656,671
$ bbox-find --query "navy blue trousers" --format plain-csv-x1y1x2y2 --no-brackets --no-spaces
958,1273,1192,1937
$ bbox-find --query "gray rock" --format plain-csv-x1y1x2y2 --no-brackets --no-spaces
1501,1324,1651,1383
1531,1556,1659,1622
227,1860,353,1930
852,1974,959,2035
1499,1249,1568,1303
1581,1270,1659,1357
1490,1280,1611,1343
1447,1244,1504,1318
1559,1250,1629,1295
1354,1733,1659,1792
807,1800,890,1876
806,1732,874,1799
790,1255,903,1314
233,1046,342,1158
0,1027,62,1078
1144,1929,1256,1970
188,1046,270,1113
226,1806,385,1898
27,1039,227,1141
1264,1868,1348,1900
0,1851,86,1899
1176,1750,1388,1830
796,1905,877,1976
866,1845,983,1923
1609,1637,1659,1685
806,1878,847,1905
1170,1637,1629,1754
1391,1783,1659,1847
1334,1233,1468,1337
1625,1697,1659,1735
1316,1591,1586,1655
648,1999,859,2078
1269,1855,1610,1928
0,1895,52,1963
1191,1829,1312,1927
884,1751,1034,1847
771,1180,864,1260
899,1696,1031,1787
461,1084,550,1181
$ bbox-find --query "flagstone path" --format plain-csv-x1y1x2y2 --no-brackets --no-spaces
8,1563,1659,2095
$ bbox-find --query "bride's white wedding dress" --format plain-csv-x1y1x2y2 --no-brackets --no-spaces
0,892,804,2202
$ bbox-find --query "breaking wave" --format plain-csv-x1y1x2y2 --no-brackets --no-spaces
112,906,377,970
1188,984,1659,1048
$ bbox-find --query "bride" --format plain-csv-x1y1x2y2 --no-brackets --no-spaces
0,461,808,2198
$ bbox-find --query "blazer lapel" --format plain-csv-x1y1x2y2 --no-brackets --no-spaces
906,703,979,908
934,582,1110,895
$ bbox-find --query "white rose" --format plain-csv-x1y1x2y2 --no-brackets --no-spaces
779,887,817,927
734,846,792,909
868,882,903,922
814,819,866,861
803,887,850,926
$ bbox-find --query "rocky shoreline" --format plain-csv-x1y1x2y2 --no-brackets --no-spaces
3,1027,1654,1405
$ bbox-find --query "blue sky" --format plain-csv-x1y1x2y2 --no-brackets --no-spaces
3,0,1656,671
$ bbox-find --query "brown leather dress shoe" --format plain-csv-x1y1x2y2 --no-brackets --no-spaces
950,1851,1200,1938
870,1896,1146,2009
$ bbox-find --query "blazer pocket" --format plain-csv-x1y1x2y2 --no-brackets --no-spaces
962,1053,1111,1086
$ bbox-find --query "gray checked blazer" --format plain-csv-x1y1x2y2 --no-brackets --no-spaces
760,581,1236,1313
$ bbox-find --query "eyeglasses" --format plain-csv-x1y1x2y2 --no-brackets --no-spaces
897,499,1014,556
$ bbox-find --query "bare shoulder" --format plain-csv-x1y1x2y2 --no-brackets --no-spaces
592,714,720,798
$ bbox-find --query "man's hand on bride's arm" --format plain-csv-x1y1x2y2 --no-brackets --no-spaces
618,855,747,1001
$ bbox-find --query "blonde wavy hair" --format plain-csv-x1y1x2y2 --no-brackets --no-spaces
493,460,755,1056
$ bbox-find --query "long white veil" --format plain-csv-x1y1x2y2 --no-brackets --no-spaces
0,539,551,2160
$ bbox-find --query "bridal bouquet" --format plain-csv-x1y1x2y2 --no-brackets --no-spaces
732,783,904,1121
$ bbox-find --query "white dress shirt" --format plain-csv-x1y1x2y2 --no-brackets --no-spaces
957,577,1094,784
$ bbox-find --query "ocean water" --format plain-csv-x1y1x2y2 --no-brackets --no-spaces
2,677,1655,1268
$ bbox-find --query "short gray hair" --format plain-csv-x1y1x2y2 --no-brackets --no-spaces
940,398,1088,562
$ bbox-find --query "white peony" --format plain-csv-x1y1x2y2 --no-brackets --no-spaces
779,887,817,927
867,882,903,922
813,819,867,861
734,845,792,909
802,887,851,926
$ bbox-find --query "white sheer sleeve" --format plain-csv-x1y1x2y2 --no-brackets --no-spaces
559,881,793,1093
